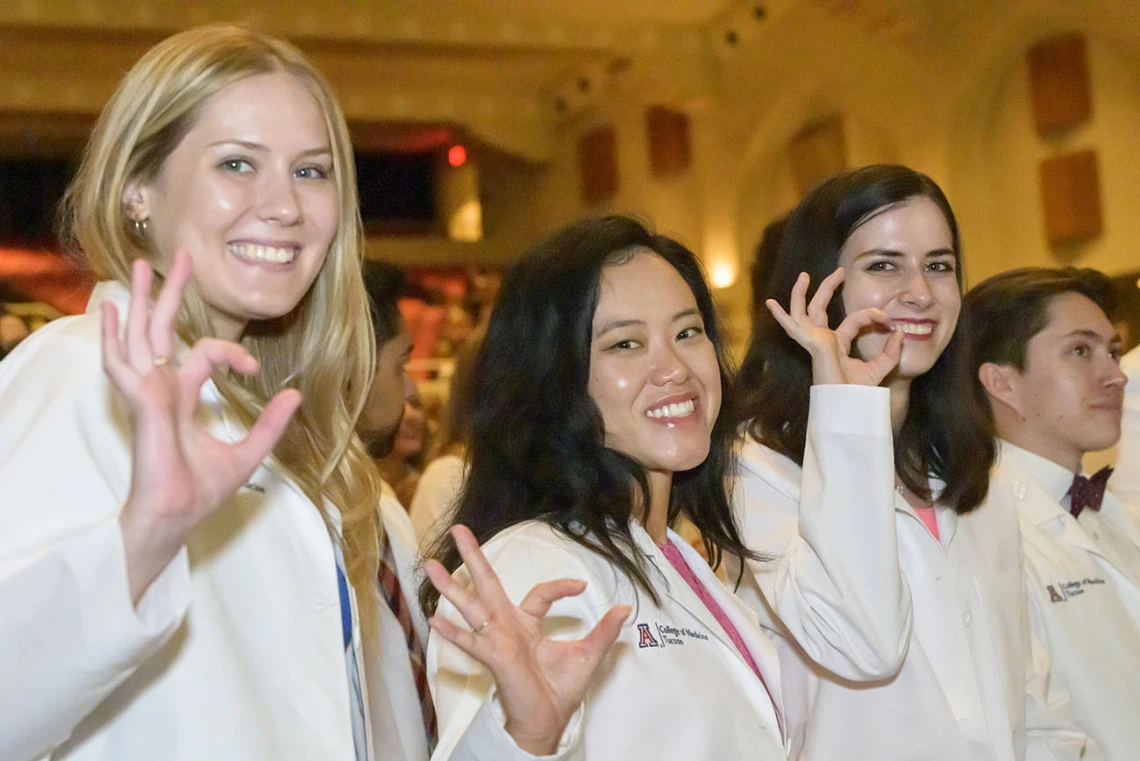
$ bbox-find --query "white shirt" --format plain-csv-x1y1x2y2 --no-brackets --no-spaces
428,520,788,761
409,454,466,547
0,283,369,761
732,386,1091,761
997,441,1140,758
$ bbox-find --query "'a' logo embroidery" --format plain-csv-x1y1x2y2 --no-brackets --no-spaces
637,623,660,648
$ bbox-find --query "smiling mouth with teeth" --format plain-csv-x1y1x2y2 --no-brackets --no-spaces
646,399,696,419
892,322,934,336
228,242,297,264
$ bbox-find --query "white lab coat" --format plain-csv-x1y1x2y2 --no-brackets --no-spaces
409,453,466,547
732,387,1092,761
367,485,432,761
0,282,372,761
996,441,1140,759
427,520,788,761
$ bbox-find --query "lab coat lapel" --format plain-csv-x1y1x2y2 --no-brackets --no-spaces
1006,458,1108,561
1101,492,1140,553
632,524,735,646
631,523,785,738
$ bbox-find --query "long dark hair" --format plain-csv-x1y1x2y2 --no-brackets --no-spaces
734,165,994,514
420,215,761,613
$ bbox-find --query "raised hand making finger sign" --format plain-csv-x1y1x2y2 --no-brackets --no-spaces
424,525,631,756
102,252,302,603
767,268,904,387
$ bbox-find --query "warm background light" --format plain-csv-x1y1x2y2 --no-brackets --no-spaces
709,261,738,289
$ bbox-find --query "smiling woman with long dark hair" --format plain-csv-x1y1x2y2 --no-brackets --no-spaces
729,164,1092,760
416,214,796,761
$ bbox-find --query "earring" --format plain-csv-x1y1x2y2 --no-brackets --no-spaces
133,217,150,236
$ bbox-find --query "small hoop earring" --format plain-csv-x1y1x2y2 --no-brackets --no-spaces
132,217,149,236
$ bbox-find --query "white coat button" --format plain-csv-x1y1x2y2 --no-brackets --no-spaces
1013,481,1028,500
962,611,972,627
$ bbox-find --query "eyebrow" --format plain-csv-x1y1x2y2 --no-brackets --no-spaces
852,248,956,262
1062,328,1120,343
594,308,700,338
206,139,332,159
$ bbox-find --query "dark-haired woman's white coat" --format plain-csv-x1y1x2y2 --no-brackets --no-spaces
731,385,1095,761
427,520,788,761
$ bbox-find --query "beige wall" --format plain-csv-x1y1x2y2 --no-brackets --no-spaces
3,0,1140,315
952,34,1140,285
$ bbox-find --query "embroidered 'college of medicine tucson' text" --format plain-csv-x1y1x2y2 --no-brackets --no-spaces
1046,576,1106,603
637,622,711,648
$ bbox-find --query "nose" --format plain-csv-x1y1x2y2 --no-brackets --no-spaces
257,167,302,225
898,270,933,309
1104,358,1128,389
650,343,693,386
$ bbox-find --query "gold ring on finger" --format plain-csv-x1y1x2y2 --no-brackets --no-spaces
475,619,491,635
153,355,171,367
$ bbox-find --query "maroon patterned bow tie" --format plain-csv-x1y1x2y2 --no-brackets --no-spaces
1069,466,1114,519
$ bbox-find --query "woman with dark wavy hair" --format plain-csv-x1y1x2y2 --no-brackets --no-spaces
731,164,1090,760
417,215,790,760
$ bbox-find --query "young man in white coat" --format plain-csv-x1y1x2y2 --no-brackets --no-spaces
968,266,1140,759
358,261,435,761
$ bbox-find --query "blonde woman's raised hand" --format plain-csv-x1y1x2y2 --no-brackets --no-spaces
766,268,904,387
425,525,630,756
101,253,302,603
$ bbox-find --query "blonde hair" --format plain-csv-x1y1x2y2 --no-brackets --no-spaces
60,25,383,626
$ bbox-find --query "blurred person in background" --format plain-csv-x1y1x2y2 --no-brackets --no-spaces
0,305,31,360
357,258,435,760
409,329,482,546
375,397,427,507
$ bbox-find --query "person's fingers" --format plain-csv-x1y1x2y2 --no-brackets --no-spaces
176,338,259,418
126,259,154,369
862,329,905,384
149,251,192,361
451,524,513,610
100,302,137,396
424,558,492,633
788,272,809,322
518,579,588,620
834,307,891,356
807,268,845,327
429,614,483,660
574,604,631,669
226,388,301,479
766,298,812,350
765,298,797,334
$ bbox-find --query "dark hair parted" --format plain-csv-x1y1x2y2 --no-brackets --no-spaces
362,259,407,347
964,266,1117,417
734,164,994,514
419,215,761,613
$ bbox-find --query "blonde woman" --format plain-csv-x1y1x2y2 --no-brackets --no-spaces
0,26,387,761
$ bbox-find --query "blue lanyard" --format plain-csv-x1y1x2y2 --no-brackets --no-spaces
336,559,353,648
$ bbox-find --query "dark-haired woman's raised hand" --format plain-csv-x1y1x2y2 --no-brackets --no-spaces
425,525,631,756
767,268,904,387
102,253,301,604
